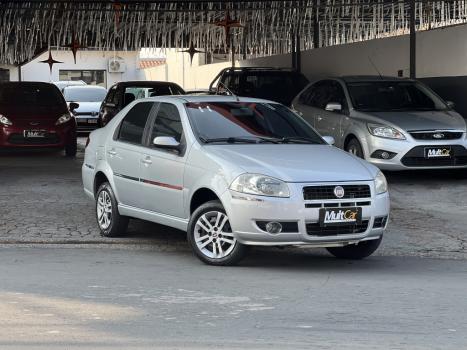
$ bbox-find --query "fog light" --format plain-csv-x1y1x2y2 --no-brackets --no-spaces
265,222,282,234
371,150,397,160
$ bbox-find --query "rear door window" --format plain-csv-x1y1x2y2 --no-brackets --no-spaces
118,102,155,144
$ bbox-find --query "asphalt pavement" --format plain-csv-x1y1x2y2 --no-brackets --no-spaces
0,247,466,350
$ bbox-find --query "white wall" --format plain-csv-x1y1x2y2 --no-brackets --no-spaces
241,24,467,80
19,50,143,88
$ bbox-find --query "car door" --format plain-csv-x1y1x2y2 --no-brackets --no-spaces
106,101,156,208
314,80,348,142
139,102,186,218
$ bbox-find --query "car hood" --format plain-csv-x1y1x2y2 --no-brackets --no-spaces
205,144,376,182
0,104,66,120
69,102,101,114
363,110,466,131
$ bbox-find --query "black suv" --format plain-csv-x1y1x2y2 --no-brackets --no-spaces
98,81,185,126
209,67,309,106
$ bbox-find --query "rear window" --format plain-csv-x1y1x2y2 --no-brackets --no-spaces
0,84,64,107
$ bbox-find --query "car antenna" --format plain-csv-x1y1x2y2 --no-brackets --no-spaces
368,56,383,80
217,81,240,102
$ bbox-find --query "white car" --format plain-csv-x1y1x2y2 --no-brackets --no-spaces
82,95,390,265
63,85,107,131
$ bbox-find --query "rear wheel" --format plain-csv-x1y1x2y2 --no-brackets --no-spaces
326,237,382,260
345,138,364,159
188,200,248,266
96,182,129,237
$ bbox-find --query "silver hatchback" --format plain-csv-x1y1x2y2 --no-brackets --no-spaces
83,95,389,266
292,76,467,170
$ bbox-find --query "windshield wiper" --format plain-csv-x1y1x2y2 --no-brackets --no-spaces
278,136,320,144
200,137,258,144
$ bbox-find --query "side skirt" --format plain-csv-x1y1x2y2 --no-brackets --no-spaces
118,204,189,232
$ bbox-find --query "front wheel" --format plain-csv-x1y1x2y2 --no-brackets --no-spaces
345,138,364,159
187,200,248,266
326,237,382,260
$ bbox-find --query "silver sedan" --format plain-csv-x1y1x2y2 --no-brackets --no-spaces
82,95,389,265
292,76,467,170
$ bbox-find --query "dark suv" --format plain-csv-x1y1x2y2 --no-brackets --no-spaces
98,81,185,126
209,67,309,106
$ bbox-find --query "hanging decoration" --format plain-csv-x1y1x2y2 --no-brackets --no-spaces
39,50,63,73
67,36,85,64
213,12,244,41
1,1,467,65
180,42,205,65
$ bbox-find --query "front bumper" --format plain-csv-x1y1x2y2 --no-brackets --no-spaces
221,181,390,246
363,135,467,170
0,122,76,148
75,115,99,132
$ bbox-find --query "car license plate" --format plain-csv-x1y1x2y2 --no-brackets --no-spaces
23,130,46,138
87,119,98,124
424,147,452,158
319,207,362,227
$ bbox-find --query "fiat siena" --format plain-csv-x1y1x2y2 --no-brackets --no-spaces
82,96,390,265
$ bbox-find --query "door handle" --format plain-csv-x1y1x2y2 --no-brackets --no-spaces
316,116,323,121
107,149,117,156
141,158,152,165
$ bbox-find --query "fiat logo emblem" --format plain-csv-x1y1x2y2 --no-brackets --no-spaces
334,186,345,198
433,133,445,139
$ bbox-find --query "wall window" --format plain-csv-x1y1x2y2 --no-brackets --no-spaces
59,70,106,87
0,69,10,82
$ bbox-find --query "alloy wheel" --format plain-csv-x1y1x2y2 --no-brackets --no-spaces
194,211,236,259
97,190,112,230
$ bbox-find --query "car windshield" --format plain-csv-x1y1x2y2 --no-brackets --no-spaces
0,84,63,107
185,101,325,144
64,87,107,102
347,81,448,112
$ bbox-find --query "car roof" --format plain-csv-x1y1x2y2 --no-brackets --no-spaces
339,75,413,83
114,81,182,88
220,67,300,72
139,94,281,105
63,85,106,90
0,81,58,88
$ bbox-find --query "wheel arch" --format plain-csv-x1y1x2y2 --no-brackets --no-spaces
189,187,222,215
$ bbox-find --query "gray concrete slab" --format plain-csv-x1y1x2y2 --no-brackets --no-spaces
0,247,466,350
0,139,466,259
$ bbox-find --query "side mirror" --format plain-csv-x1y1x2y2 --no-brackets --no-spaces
325,102,342,112
153,136,180,150
446,101,455,109
69,102,79,112
323,136,335,145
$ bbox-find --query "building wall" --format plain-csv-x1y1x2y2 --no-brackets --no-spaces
18,50,144,88
240,24,467,81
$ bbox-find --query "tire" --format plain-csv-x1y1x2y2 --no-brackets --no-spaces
96,182,129,237
65,136,77,157
187,200,248,266
345,137,364,159
326,236,382,260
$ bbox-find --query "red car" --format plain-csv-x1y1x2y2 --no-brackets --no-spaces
0,82,78,156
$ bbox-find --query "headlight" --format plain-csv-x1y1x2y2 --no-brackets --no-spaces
0,114,12,126
230,174,290,198
375,171,388,194
368,123,406,140
56,113,72,125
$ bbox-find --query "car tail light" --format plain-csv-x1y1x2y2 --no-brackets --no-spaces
85,136,90,148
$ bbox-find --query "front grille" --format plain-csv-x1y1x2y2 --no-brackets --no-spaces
410,131,463,140
401,145,467,167
8,133,60,145
306,220,369,236
303,185,371,200
305,201,371,208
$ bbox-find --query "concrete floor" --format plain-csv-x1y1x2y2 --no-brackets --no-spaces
0,141,466,259
0,248,466,350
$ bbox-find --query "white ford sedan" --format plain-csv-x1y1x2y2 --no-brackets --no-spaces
82,95,390,265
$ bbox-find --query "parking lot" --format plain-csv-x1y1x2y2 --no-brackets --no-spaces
1,138,465,260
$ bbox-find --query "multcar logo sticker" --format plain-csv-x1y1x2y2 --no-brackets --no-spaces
323,208,359,224
426,148,451,158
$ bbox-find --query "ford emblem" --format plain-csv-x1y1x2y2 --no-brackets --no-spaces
334,186,345,198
